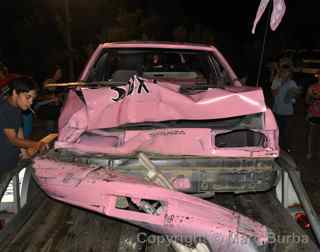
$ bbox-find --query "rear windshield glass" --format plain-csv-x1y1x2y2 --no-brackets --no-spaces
87,48,230,87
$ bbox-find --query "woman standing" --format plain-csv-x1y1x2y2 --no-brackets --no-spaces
271,64,300,151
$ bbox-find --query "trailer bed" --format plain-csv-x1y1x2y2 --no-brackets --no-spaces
0,179,318,252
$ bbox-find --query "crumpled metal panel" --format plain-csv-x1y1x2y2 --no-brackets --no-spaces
56,76,278,158
33,157,271,251
55,127,278,158
61,76,266,133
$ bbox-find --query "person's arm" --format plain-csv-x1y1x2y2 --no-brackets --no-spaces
4,127,46,150
271,78,281,96
17,128,29,159
289,80,301,96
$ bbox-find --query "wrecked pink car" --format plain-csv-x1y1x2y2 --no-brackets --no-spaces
32,42,279,251
53,41,279,193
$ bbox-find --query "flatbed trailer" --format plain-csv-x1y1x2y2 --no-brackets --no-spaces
0,160,319,252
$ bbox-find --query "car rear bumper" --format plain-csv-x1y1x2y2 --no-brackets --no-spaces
44,149,279,194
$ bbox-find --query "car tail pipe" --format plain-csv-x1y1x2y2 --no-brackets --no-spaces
138,152,210,252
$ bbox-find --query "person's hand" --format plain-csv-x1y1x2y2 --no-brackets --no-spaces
38,141,49,153
20,149,30,160
26,141,49,157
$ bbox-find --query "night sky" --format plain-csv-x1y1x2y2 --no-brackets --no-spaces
0,0,319,81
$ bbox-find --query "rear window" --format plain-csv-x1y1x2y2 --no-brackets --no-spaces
87,48,229,87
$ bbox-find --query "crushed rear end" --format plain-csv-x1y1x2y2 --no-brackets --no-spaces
31,52,279,251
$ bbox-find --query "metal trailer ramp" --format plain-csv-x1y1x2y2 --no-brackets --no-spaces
210,191,319,252
0,178,146,252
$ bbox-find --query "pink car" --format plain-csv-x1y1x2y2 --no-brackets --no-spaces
32,42,279,251
56,41,279,193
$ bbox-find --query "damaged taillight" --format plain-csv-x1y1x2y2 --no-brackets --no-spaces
215,129,267,148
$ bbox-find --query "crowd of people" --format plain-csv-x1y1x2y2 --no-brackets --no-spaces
269,56,320,159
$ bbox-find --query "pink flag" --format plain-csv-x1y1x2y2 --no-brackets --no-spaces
252,0,286,34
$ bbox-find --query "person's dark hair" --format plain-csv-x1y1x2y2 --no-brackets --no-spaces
8,76,38,95
0,62,8,75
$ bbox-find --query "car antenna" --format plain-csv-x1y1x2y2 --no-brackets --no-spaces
255,2,272,87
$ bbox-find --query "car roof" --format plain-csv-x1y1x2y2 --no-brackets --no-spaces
100,41,217,52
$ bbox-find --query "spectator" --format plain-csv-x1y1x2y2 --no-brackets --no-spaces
0,62,21,86
43,65,63,91
0,62,8,95
0,77,47,173
35,65,63,133
305,71,320,159
271,64,300,151
0,63,34,138
0,62,18,95
0,62,8,80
